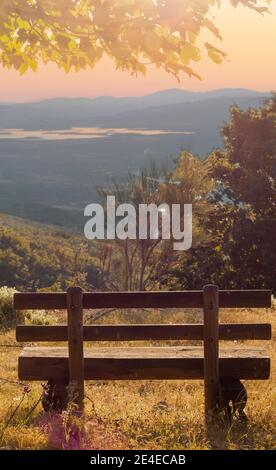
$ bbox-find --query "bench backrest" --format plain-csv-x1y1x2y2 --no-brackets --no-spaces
15,287,272,343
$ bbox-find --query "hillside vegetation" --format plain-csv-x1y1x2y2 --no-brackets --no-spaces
0,213,100,291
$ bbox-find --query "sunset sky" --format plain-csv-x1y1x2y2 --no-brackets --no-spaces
1,2,275,102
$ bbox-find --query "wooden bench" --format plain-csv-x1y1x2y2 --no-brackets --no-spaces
14,285,272,421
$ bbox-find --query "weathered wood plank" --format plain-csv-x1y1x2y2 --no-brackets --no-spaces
14,293,67,310
14,289,272,310
16,323,272,342
18,346,270,381
218,290,271,308
19,345,270,359
83,290,272,309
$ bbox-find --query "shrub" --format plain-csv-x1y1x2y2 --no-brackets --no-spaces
0,286,20,327
0,286,49,328
24,311,52,326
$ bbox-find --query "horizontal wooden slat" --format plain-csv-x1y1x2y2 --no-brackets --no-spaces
18,346,270,381
84,292,203,309
16,323,272,342
218,323,272,340
14,289,272,310
14,293,66,310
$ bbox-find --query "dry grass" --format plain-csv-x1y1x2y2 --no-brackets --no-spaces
0,307,275,450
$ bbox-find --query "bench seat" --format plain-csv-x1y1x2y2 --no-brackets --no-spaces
19,346,270,381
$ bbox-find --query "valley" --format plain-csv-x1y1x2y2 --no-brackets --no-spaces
0,88,269,230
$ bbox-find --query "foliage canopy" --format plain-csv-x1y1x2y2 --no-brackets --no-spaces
0,0,271,77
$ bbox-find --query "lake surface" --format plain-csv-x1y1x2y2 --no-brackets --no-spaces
0,127,193,140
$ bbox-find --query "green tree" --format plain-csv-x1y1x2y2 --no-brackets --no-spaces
96,155,214,291
160,96,276,290
0,0,271,77
170,96,276,290
154,151,215,289
210,95,276,216
208,95,276,289
97,165,170,291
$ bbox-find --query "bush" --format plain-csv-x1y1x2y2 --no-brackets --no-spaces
0,286,49,328
24,311,52,326
0,286,20,327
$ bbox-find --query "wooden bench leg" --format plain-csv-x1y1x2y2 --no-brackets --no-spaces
203,284,220,423
219,379,248,422
42,380,69,412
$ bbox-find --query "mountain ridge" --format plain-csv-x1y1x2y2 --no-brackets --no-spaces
0,88,270,131
0,87,268,107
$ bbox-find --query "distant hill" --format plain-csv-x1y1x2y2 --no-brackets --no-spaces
0,88,269,130
94,95,268,132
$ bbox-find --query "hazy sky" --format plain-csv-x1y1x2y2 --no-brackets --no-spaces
1,3,275,102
